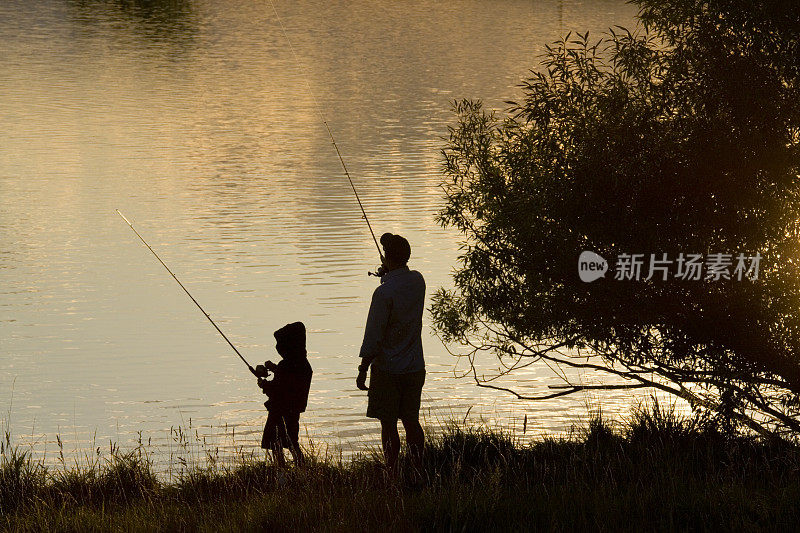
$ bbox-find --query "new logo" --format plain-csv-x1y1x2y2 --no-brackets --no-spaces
578,251,608,282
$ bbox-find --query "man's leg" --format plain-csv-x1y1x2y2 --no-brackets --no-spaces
289,443,305,466
271,443,287,467
398,370,426,471
380,418,400,472
401,417,424,469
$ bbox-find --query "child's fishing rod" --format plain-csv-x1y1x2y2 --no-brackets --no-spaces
266,0,385,273
116,210,258,377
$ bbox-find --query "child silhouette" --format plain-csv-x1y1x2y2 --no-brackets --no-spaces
255,321,313,466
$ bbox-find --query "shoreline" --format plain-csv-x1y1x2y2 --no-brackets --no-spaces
3,405,799,531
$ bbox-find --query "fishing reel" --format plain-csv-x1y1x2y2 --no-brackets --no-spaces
255,362,274,397
254,361,276,379
368,265,387,277
367,254,388,277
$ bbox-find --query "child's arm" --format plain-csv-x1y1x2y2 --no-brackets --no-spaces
258,377,276,396
255,360,278,378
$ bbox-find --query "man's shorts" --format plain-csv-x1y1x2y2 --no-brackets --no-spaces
261,411,300,450
367,369,425,421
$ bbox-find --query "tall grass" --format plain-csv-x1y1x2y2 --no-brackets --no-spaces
3,402,800,531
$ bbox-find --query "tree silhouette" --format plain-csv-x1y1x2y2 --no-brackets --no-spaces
432,0,800,435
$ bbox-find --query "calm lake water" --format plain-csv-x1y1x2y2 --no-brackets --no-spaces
1,0,639,468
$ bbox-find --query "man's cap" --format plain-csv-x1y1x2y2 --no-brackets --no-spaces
380,232,411,264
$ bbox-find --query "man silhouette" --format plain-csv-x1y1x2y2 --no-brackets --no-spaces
357,233,426,473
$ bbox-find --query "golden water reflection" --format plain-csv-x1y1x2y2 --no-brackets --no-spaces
0,0,650,467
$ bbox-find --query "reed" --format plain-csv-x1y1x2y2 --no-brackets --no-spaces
3,402,799,531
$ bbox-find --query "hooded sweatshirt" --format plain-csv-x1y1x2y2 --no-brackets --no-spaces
265,322,313,413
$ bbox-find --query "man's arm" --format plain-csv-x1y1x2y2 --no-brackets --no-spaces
359,289,391,370
357,289,390,389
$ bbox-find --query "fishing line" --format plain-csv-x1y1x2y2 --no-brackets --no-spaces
116,210,258,376
265,0,384,262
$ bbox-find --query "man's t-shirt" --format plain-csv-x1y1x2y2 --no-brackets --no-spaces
359,266,426,374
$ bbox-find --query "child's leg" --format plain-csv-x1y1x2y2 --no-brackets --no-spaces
285,413,304,466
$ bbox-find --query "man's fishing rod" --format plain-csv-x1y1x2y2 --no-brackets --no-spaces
266,0,385,274
116,210,258,377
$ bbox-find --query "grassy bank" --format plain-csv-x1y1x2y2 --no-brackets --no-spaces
2,405,800,532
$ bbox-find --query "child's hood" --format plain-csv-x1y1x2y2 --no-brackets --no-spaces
274,321,307,360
